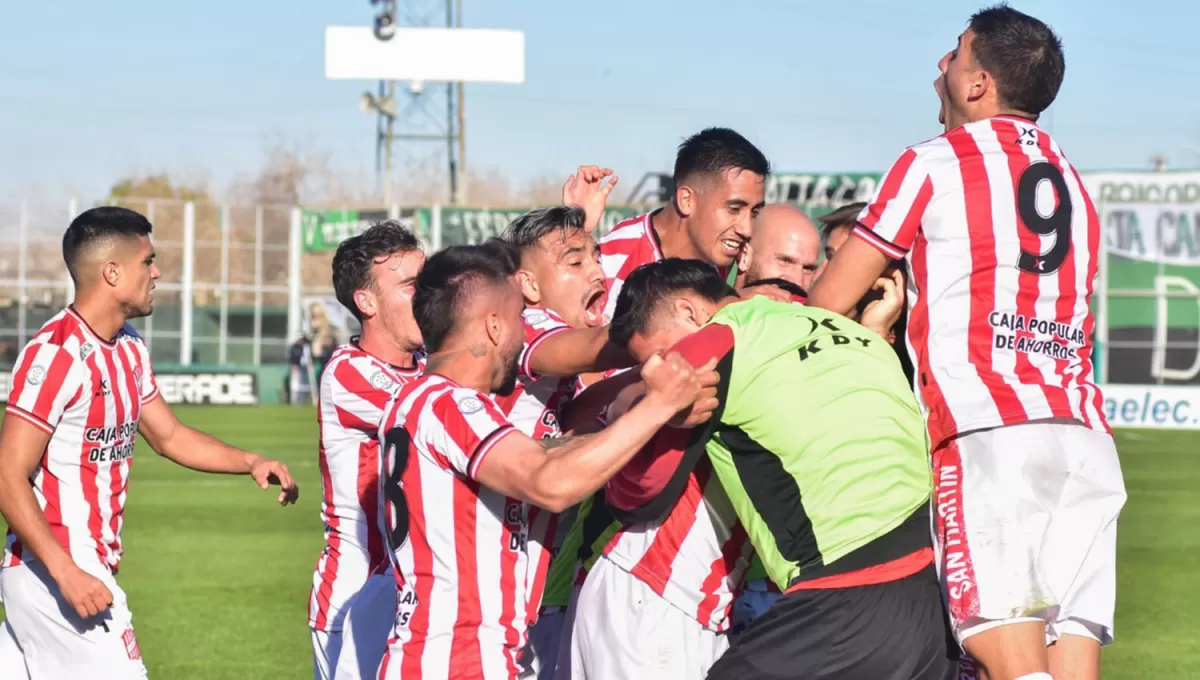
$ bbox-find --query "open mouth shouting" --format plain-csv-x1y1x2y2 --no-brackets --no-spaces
583,286,607,327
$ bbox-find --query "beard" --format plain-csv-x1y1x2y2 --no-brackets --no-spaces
494,347,521,397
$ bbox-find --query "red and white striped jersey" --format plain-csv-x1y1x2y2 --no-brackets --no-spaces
598,211,663,324
494,307,576,441
597,216,751,632
854,116,1108,448
378,373,537,679
602,461,751,632
2,308,157,573
308,341,424,632
491,306,584,620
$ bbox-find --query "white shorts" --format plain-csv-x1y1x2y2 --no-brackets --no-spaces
932,421,1126,647
0,560,148,679
312,629,343,680
569,556,728,680
332,573,396,680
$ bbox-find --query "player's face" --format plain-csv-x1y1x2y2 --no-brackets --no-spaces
626,294,716,364
744,227,820,291
684,169,766,268
936,30,976,131
528,229,607,328
369,249,425,351
493,280,526,397
116,235,160,319
815,225,852,282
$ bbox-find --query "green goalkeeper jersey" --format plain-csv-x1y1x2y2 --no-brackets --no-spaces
662,297,932,592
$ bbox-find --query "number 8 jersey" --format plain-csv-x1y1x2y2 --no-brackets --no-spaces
853,115,1109,448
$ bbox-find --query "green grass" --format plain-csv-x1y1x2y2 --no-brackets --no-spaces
0,410,1196,678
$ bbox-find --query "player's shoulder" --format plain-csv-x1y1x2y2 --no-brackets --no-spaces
598,211,653,250
19,310,86,360
522,305,568,330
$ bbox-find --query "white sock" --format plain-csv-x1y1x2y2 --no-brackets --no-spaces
1015,674,1054,680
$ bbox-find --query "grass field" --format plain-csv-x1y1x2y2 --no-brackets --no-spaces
0,406,1196,678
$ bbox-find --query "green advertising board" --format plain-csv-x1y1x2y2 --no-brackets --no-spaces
301,208,429,253
1084,171,1200,385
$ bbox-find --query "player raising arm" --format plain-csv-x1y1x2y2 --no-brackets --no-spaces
808,7,1124,680
0,207,296,680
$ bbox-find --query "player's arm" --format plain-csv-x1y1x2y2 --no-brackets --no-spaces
808,147,931,315
0,347,113,618
476,352,717,513
558,368,643,434
527,325,636,378
137,395,299,505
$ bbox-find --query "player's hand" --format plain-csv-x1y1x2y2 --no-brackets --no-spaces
859,268,905,342
56,565,113,619
667,365,721,429
250,457,300,506
641,353,714,417
562,165,618,233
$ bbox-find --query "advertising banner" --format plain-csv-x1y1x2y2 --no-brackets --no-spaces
1100,384,1200,430
0,371,259,406
1084,171,1200,385
301,208,426,252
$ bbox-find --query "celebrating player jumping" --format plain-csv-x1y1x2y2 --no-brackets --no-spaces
809,6,1125,680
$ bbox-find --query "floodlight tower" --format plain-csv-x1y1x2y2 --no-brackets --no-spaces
326,2,525,208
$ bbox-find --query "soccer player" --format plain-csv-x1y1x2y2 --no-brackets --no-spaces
494,206,609,679
0,207,298,679
564,128,768,679
307,221,426,680
373,245,715,680
607,259,955,680
733,203,821,292
814,201,865,282
807,7,1125,680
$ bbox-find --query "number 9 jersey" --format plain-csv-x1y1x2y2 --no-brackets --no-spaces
852,115,1109,448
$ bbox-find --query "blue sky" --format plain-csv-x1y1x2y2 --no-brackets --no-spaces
4,0,1199,205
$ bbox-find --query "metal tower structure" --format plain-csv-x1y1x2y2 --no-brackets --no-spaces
362,0,466,207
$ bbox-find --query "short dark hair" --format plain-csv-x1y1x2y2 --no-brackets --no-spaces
968,3,1065,116
480,237,521,275
413,245,513,353
332,220,421,322
817,202,867,239
742,277,808,299
503,206,587,254
610,258,739,349
62,206,154,281
673,128,771,187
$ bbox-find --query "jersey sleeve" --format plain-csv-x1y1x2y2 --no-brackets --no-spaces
518,307,571,380
134,340,159,404
605,323,736,517
428,388,518,480
854,147,934,259
5,341,84,435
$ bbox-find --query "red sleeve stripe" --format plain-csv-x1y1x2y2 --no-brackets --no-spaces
467,425,518,480
670,323,734,367
852,225,907,260
141,385,159,405
859,148,918,231
520,326,569,379
5,404,54,435
892,176,933,251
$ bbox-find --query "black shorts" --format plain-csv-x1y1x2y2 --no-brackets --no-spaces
707,565,958,680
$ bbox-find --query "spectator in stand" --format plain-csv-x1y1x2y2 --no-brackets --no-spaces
287,335,313,406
